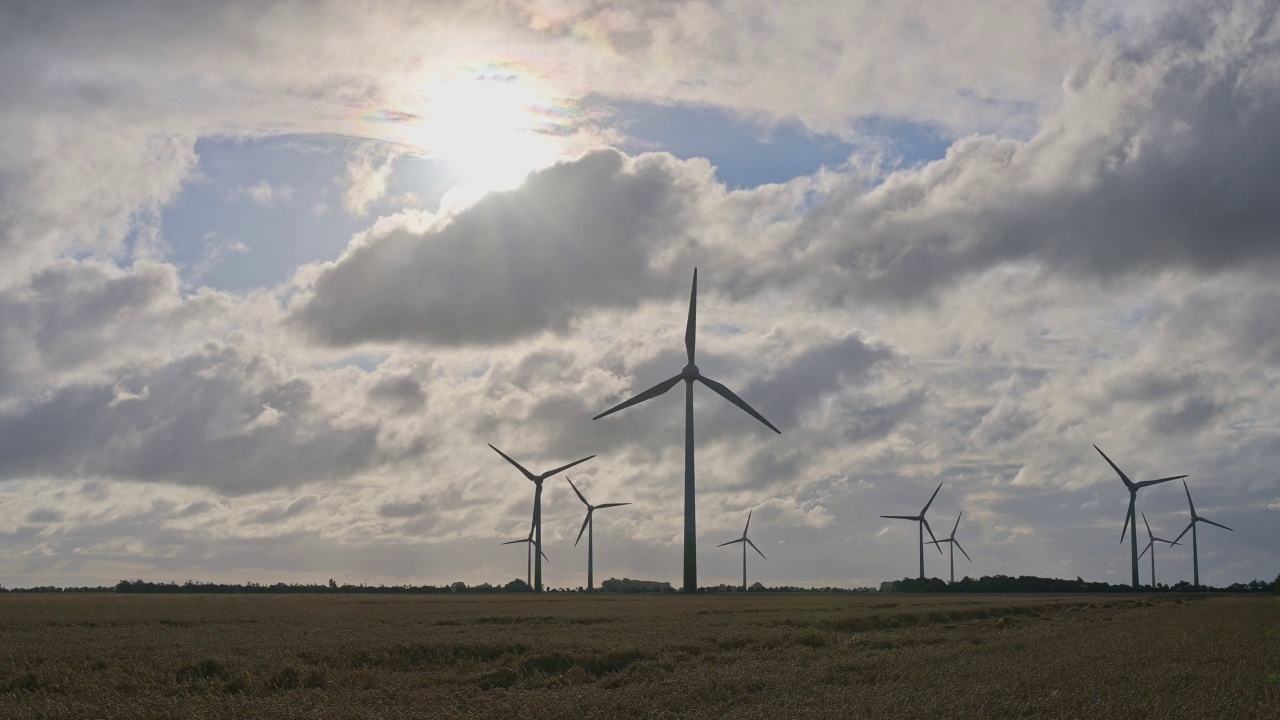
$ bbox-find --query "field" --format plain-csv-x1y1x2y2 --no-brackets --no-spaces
1,592,1277,719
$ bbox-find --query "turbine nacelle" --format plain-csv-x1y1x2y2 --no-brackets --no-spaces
682,363,700,381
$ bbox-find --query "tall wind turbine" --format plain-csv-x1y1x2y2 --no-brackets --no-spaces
1094,445,1185,590
880,482,944,580
716,509,766,592
593,269,780,593
1171,480,1233,588
1137,512,1179,587
567,476,630,591
489,444,595,592
925,512,972,584
500,515,548,590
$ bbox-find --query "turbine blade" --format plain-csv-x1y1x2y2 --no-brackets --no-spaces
954,540,972,563
1142,512,1153,540
1120,496,1134,543
744,509,752,536
951,512,962,538
747,538,766,560
1138,542,1151,560
593,374,682,421
542,454,596,479
574,511,590,547
686,268,697,364
717,538,745,547
1183,480,1197,518
921,518,942,551
1094,445,1134,488
696,375,781,434
489,444,537,481
1171,522,1193,545
540,548,550,562
1200,517,1233,532
880,515,918,521
1135,474,1186,489
921,482,943,515
566,476,590,506
594,502,631,510
925,539,945,546
501,538,528,545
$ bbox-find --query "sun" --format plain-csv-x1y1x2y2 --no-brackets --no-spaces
412,69,566,197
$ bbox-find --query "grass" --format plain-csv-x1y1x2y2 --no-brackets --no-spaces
0,592,1277,718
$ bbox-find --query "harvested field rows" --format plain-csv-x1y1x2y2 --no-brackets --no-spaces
1,593,1277,718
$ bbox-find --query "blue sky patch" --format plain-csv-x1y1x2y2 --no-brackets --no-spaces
602,99,952,189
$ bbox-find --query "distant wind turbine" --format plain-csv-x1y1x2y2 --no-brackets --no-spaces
1137,512,1179,587
1170,480,1233,588
1093,445,1185,590
880,482,944,580
925,512,972,584
593,269,780,593
500,514,548,590
716,509,766,592
489,444,595,592
567,476,630,591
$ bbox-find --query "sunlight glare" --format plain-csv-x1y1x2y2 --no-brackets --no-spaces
413,69,565,198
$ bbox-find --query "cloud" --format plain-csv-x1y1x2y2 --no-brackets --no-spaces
0,344,388,494
230,180,293,208
793,1,1280,304
342,145,397,215
293,149,724,346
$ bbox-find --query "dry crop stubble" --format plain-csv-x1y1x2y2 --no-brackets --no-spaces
0,593,1277,718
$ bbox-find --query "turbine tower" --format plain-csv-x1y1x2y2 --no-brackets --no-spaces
1093,445,1185,590
489,444,595,592
593,269,780,593
1137,512,1179,587
1171,480,1233,588
716,509,766,592
925,512,972,584
880,482,944,580
500,515,548,590
567,476,631,591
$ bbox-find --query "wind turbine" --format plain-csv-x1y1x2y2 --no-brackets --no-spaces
593,269,780,593
880,482,944,580
567,476,630,591
500,515,548,590
1093,445,1185,590
925,512,972,584
1137,512,1179,587
716,509,766,592
489,444,595,592
1171,480,1233,588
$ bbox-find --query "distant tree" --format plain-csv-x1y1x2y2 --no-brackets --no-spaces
1274,572,1279,595
504,578,531,592
749,582,765,592
601,578,674,593
328,579,337,589
450,581,467,593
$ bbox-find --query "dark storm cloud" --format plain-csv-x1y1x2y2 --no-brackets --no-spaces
796,1,1280,303
293,149,708,346
0,345,382,494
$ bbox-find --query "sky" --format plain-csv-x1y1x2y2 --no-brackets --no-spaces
1,0,1278,590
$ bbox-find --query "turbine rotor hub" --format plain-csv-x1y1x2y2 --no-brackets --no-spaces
682,363,699,381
